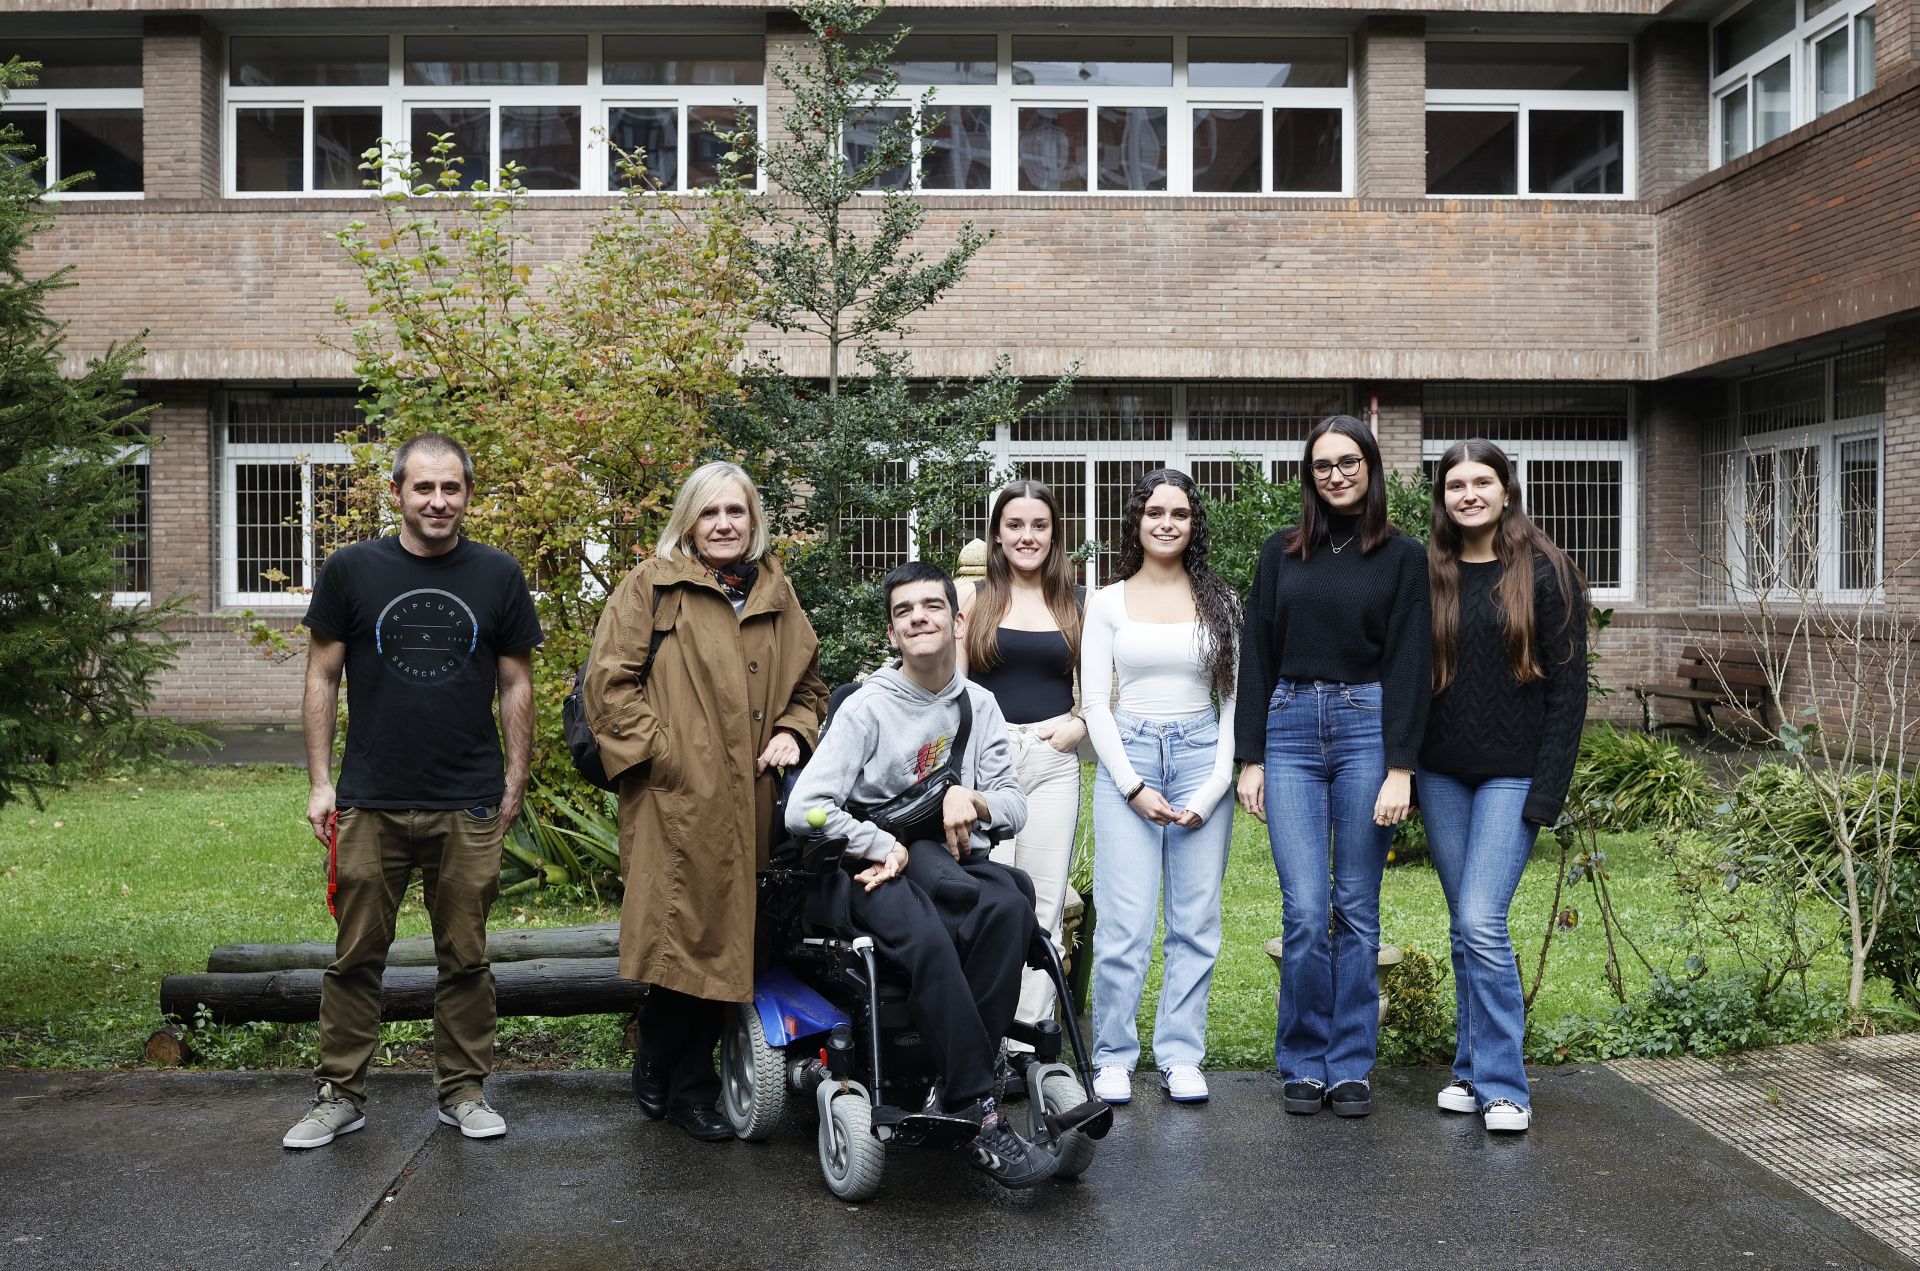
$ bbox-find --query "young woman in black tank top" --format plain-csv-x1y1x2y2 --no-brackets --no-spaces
958,480,1086,1075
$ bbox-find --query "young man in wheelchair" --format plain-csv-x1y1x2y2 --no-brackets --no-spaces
783,560,1058,1189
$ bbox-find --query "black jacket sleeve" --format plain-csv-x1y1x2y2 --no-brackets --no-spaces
1380,538,1433,771
1234,535,1284,763
1522,558,1589,826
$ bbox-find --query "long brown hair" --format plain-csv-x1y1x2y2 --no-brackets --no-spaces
1428,439,1585,693
965,479,1083,671
1285,414,1394,559
1115,468,1241,699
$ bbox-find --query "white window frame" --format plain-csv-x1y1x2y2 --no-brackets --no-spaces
1423,35,1636,201
1,85,145,201
1720,417,1883,603
1709,0,1876,168
223,33,766,197
219,437,355,607
1420,435,1640,602
857,32,1352,196
111,443,152,607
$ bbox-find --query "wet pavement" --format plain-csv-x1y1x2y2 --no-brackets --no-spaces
2,1065,1910,1271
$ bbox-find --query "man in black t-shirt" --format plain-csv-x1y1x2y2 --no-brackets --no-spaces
282,433,543,1150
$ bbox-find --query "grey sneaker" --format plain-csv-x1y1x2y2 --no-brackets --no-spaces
438,1099,506,1139
282,1083,365,1149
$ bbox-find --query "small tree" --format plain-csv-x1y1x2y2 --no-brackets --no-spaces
0,60,201,809
1688,470,1920,1009
713,0,1069,681
329,139,758,803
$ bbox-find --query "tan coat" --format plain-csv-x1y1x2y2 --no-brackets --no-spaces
583,553,827,1002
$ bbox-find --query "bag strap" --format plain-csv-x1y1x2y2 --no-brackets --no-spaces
945,688,973,782
634,586,681,692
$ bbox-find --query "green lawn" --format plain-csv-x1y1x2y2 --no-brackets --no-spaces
0,763,1874,1072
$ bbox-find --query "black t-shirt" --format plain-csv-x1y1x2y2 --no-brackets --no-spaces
303,535,544,809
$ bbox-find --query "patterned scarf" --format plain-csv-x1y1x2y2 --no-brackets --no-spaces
705,559,758,607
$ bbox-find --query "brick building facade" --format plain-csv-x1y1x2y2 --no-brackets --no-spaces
5,0,1917,727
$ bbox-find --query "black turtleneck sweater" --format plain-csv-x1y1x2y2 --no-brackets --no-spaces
1234,515,1432,770
1420,554,1589,826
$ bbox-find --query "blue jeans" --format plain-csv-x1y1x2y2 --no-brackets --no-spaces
1263,679,1393,1087
1090,707,1235,1070
1414,771,1539,1110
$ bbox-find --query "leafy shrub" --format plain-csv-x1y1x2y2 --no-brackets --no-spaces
1388,810,1429,867
1868,852,1920,1008
1527,970,1849,1062
1569,725,1717,832
1376,945,1454,1066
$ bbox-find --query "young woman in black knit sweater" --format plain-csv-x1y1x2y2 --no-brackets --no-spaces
1235,415,1430,1119
1420,440,1588,1135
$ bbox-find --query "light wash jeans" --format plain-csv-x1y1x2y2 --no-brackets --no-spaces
1262,678,1393,1088
1090,706,1235,1071
1413,770,1539,1110
990,714,1083,1038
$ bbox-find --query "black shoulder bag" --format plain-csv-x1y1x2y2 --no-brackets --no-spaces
563,587,679,792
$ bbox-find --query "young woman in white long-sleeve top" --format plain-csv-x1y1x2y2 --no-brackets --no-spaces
1081,468,1240,1107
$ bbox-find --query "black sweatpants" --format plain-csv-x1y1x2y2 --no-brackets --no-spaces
640,985,724,1109
844,842,1034,1109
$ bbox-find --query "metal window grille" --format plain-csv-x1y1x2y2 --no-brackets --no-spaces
1699,345,1884,603
217,389,367,604
1421,383,1635,595
112,461,151,597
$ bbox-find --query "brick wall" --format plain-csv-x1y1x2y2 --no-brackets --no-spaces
1886,321,1920,605
1877,0,1916,84
149,619,305,725
1366,381,1422,474
142,16,221,200
1355,16,1427,201
1635,22,1709,202
34,198,1659,383
144,384,215,605
1639,378,1715,610
1656,72,1920,376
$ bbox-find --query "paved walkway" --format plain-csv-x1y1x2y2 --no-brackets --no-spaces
3,1064,1910,1271
1615,1032,1920,1264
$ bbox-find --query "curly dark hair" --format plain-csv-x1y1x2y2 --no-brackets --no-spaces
1115,468,1241,699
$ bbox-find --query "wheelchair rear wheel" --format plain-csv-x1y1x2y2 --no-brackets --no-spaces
819,1093,886,1202
1038,1073,1097,1180
721,1002,789,1141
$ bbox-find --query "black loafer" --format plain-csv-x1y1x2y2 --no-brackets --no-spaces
1328,1081,1372,1118
1282,1080,1325,1115
665,1102,736,1142
631,1059,668,1121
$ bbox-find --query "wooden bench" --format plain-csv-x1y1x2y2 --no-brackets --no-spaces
1633,644,1779,736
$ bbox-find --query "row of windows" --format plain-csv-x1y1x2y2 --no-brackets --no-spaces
1711,0,1878,166
111,368,1890,608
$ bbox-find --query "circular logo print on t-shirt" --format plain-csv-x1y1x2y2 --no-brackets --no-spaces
375,588,479,683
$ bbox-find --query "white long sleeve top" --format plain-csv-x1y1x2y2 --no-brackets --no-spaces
1079,580,1238,822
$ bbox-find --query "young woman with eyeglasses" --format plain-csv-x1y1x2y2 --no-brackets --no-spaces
1234,415,1430,1119
1419,440,1587,1134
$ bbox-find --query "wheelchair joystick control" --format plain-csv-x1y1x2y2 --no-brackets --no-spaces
805,807,828,831
826,1023,854,1080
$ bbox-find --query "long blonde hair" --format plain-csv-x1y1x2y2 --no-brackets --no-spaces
656,461,770,563
965,480,1082,671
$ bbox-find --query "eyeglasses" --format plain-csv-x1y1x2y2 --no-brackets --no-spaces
1311,455,1365,481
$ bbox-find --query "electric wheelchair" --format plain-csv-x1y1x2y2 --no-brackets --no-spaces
712,762,1112,1201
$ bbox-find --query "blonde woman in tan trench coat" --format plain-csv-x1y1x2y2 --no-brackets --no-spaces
584,461,827,1142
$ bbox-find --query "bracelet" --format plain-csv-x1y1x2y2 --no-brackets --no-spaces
1123,780,1147,801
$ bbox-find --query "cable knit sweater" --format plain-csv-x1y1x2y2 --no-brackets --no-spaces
1420,554,1589,826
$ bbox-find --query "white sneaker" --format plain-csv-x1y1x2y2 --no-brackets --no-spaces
438,1099,506,1139
1160,1065,1209,1103
282,1082,365,1149
1437,1079,1478,1114
1483,1099,1531,1132
1093,1065,1133,1105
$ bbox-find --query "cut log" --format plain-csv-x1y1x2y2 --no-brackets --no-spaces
144,1026,192,1066
163,957,644,1026
206,923,619,973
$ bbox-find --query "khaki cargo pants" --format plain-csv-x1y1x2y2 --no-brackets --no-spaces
315,806,504,1109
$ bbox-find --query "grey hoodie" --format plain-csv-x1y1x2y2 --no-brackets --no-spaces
784,666,1028,862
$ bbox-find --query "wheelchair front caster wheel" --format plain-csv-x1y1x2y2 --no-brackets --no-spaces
819,1093,886,1202
1039,1073,1097,1180
721,1002,789,1141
